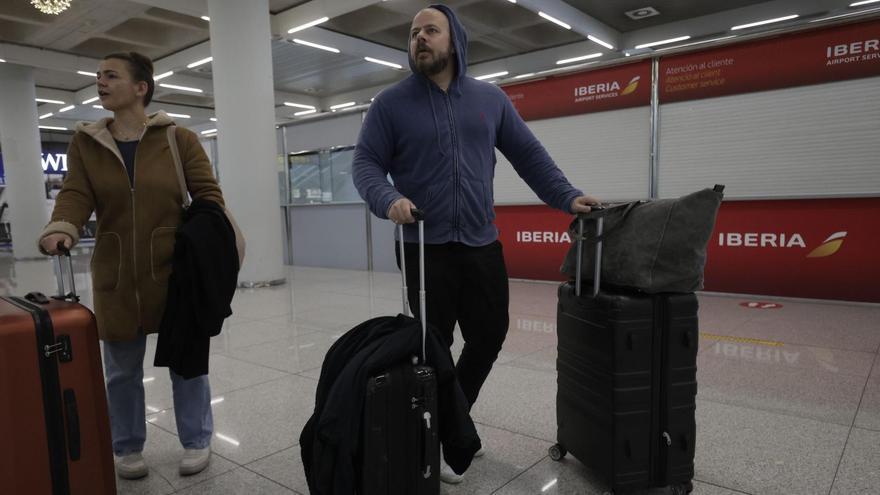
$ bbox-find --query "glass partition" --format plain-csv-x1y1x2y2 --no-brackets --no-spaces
284,145,361,205
288,151,323,204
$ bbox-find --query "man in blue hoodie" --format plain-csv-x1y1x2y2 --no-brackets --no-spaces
353,4,598,482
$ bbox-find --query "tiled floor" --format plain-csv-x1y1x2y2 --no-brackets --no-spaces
4,253,880,494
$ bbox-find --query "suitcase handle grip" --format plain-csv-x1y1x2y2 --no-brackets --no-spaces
63,389,81,461
575,205,605,297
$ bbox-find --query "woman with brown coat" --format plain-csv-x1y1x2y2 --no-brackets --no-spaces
38,52,223,480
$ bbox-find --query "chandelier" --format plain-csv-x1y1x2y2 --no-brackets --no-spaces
31,0,72,15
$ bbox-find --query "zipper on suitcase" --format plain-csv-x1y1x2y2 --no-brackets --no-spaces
5,296,71,495
657,295,671,487
647,296,662,489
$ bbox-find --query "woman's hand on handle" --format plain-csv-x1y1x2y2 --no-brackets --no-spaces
40,233,73,255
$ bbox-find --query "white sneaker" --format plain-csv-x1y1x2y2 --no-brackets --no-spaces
179,446,211,476
440,459,464,484
115,452,148,480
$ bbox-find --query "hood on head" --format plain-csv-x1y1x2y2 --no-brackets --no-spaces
408,4,468,83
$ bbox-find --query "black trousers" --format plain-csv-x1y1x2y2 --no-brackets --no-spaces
396,240,510,407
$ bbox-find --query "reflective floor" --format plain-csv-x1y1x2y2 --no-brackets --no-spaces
3,251,879,495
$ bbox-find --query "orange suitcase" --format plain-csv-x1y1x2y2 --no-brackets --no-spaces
0,250,115,495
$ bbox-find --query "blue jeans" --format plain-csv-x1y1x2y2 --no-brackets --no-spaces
102,335,213,456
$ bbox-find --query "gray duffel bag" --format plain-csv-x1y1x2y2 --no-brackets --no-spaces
561,185,725,294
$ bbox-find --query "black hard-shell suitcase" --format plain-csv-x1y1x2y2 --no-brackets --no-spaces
361,211,440,495
551,211,697,494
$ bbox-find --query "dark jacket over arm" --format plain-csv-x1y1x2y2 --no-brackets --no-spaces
154,198,239,378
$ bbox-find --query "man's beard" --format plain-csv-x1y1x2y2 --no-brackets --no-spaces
412,47,450,76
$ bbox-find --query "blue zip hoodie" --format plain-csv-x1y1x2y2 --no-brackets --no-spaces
352,4,583,246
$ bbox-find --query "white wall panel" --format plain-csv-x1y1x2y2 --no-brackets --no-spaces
284,112,363,152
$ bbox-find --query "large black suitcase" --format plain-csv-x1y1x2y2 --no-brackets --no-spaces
551,212,697,494
361,211,440,495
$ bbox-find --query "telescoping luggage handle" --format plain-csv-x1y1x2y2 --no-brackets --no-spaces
54,241,80,302
398,208,427,365
575,205,606,298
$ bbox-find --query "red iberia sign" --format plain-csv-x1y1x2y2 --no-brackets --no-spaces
705,198,880,302
660,19,880,102
495,205,571,282
495,198,880,303
502,61,651,121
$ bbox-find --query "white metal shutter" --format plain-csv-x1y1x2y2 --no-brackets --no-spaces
494,107,652,204
658,77,880,199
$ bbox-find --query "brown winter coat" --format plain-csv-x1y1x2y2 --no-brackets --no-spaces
37,111,224,341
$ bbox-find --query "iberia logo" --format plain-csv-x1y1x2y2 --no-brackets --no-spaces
806,231,847,258
717,230,848,258
620,76,640,95
573,75,641,103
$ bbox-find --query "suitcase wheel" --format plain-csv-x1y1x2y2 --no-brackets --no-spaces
548,443,567,461
668,482,694,495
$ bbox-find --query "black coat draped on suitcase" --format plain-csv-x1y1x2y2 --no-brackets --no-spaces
299,314,480,495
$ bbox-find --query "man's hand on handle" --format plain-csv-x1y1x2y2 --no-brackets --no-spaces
388,197,418,224
40,233,73,255
570,195,601,214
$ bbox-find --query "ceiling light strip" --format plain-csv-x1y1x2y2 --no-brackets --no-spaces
293,39,340,53
634,36,692,49
556,53,603,65
731,14,799,31
538,12,571,30
186,57,213,69
364,57,403,69
288,16,330,34
284,102,315,109
654,35,738,52
159,83,204,93
587,35,614,50
811,6,880,22
475,71,509,80
330,102,356,110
